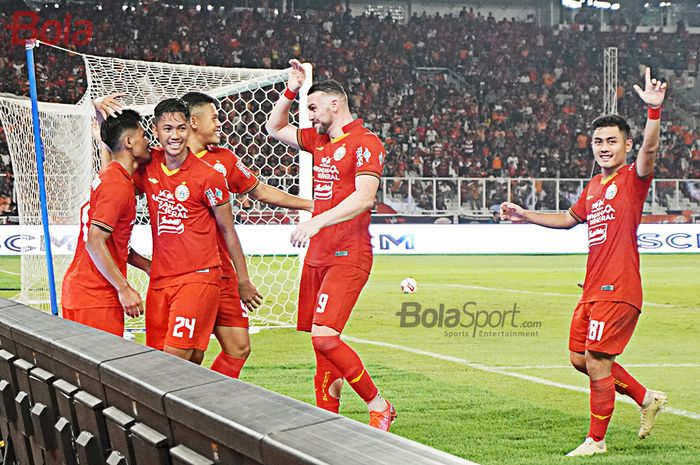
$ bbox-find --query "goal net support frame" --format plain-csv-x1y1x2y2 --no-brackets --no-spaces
0,40,313,330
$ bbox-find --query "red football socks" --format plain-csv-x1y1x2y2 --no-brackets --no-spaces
312,335,379,402
612,362,647,406
588,375,615,441
313,350,342,413
210,352,246,379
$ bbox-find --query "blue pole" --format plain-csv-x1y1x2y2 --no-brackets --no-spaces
25,39,59,316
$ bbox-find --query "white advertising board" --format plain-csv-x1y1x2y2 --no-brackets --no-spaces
0,223,698,256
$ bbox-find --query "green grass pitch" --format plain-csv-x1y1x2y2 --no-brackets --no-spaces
1,254,698,464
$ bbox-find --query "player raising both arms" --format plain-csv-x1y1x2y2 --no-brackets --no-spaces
180,91,313,378
266,60,396,431
62,107,151,336
500,67,668,456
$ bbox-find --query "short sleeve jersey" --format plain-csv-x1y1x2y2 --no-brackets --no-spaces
62,162,136,309
569,163,653,310
297,119,385,273
196,146,259,279
134,148,231,286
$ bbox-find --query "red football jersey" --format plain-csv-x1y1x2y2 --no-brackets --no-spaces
134,148,231,286
569,163,652,310
62,162,136,309
196,146,259,278
297,119,385,273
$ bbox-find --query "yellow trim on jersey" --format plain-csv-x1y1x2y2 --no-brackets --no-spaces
331,133,350,144
194,149,208,159
161,163,180,176
90,219,114,233
600,172,618,185
349,369,365,384
356,171,381,179
241,179,260,195
568,209,584,223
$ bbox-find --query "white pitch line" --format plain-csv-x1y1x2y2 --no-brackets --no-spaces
0,268,21,276
344,336,700,421
433,283,676,308
494,363,700,370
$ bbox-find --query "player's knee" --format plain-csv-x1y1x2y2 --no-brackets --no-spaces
190,350,205,365
312,334,342,353
584,351,613,378
569,352,587,374
224,343,250,360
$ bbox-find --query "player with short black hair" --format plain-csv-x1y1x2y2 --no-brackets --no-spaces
62,104,151,335
266,60,396,431
180,90,312,377
500,68,669,456
93,94,248,363
591,114,631,140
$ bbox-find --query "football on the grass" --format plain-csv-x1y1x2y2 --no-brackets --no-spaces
400,277,417,294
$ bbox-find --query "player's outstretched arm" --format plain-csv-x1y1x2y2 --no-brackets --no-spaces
633,67,667,178
265,59,306,149
212,203,264,309
291,175,378,247
85,225,144,317
249,182,313,212
127,249,151,276
499,202,579,229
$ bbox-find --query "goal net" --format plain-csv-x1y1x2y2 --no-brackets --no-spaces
0,45,309,329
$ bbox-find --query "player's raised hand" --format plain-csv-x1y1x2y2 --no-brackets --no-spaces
93,93,126,120
499,202,527,222
239,279,263,310
633,67,667,109
290,218,321,248
119,285,143,318
288,59,306,93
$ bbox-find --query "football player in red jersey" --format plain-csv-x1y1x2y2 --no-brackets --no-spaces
94,96,251,363
62,108,151,335
266,60,396,431
501,68,668,456
181,91,312,378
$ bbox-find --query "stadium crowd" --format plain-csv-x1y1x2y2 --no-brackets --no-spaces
1,2,700,216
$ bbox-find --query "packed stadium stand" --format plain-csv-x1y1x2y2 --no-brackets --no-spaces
1,0,699,219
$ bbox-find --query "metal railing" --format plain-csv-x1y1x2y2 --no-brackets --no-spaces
378,177,700,215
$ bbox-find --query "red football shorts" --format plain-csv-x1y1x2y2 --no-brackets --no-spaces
62,306,124,337
145,282,220,351
215,276,249,328
297,264,369,333
569,301,640,355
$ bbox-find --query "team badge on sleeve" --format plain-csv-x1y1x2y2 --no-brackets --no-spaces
356,147,371,167
236,160,252,178
175,184,190,202
205,188,219,207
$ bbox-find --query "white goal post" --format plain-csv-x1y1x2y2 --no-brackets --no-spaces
0,44,313,330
